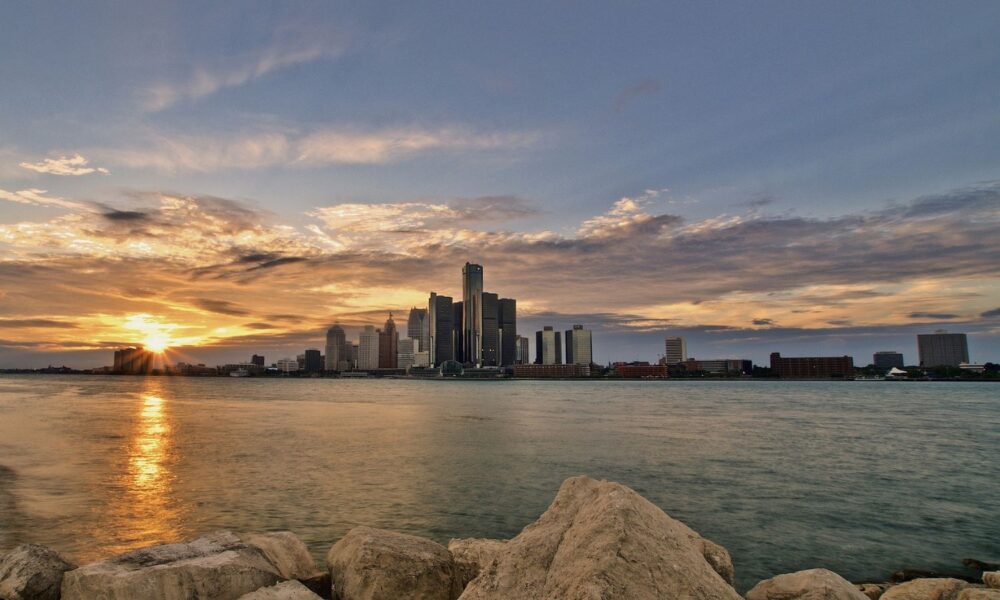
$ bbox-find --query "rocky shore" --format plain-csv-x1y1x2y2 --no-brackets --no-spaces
0,476,996,600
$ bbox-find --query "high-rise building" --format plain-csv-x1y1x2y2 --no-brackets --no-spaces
251,354,265,368
453,301,465,363
664,337,687,365
499,298,517,366
397,338,416,370
565,324,593,365
303,349,323,372
379,314,399,368
917,332,969,367
358,326,380,370
873,351,904,371
325,324,348,371
535,326,562,365
481,291,499,366
515,335,530,364
348,343,358,369
113,346,154,374
428,292,454,366
462,262,484,366
407,307,429,352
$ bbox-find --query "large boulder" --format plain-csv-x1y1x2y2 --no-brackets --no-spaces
239,580,323,599
745,568,868,600
458,475,741,600
958,590,1000,599
881,578,968,600
985,573,1000,589
0,544,76,600
61,531,314,600
447,539,505,591
326,527,459,600
858,583,893,599
697,537,735,586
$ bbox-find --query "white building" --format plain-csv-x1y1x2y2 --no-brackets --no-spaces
397,338,416,370
325,324,348,371
276,358,299,373
538,326,561,365
358,325,380,370
565,324,593,365
413,350,430,367
664,336,687,365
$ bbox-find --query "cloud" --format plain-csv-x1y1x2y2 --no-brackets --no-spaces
0,188,91,211
752,318,774,326
980,308,1000,318
613,79,662,113
191,299,251,316
0,319,79,329
19,154,109,176
141,28,351,111
908,312,960,319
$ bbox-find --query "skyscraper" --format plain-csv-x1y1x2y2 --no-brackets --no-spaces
453,300,464,364
873,351,904,371
462,262,484,366
358,326,379,370
428,292,454,366
565,324,593,365
481,291,499,366
499,298,517,366
917,332,969,367
515,335,530,364
535,326,562,365
325,324,347,371
407,307,428,353
303,349,323,372
378,313,399,368
664,337,687,365
397,338,416,370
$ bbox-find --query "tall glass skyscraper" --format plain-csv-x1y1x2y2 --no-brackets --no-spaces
427,292,454,366
481,291,499,366
462,262,484,366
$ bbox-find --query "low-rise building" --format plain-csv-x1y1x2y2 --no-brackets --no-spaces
613,362,669,378
513,363,589,378
770,353,854,378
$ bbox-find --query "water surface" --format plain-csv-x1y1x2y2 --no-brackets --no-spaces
0,375,997,591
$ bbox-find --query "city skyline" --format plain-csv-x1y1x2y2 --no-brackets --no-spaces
1,3,999,368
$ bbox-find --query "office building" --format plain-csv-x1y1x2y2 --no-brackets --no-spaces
113,346,153,374
664,337,687,365
358,326,380,370
481,291,499,366
614,362,669,378
499,298,517,366
515,335,530,364
453,301,465,363
407,307,429,352
303,349,323,372
917,332,969,367
873,351,905,371
679,358,752,375
565,324,593,365
251,354,265,368
325,324,348,371
397,338,416,370
378,314,399,368
462,262,484,366
276,358,299,373
770,353,854,378
535,326,562,365
428,292,454,366
348,344,358,370
413,350,430,368
513,363,590,378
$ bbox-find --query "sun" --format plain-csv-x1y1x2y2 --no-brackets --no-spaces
122,314,175,353
142,333,170,353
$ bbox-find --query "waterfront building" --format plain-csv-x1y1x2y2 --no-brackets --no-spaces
873,351,904,371
499,298,517,366
428,292,454,366
614,362,669,378
276,357,299,373
397,338,416,370
664,337,687,365
535,326,562,365
113,346,153,374
303,349,323,372
407,307,429,352
378,314,399,368
678,358,752,375
462,262,484,366
565,324,593,366
770,353,854,378
348,344,358,369
251,354,265,368
453,301,465,363
513,363,589,378
296,354,306,370
917,331,969,367
358,326,380,370
413,350,430,367
481,291,499,366
325,324,348,371
515,335,530,364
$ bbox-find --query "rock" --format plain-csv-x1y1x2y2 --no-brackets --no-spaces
697,538,735,586
458,475,742,600
60,531,284,600
958,590,1000,600
239,532,319,580
986,573,1000,589
881,578,968,600
0,544,76,600
745,568,868,600
326,526,460,600
965,561,1000,573
857,583,893,599
447,539,505,591
239,580,323,599
298,571,332,599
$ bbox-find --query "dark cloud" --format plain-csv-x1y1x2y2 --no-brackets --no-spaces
101,210,149,221
0,319,79,329
448,196,541,221
191,298,251,316
243,322,276,329
244,256,308,271
612,79,662,113
752,318,774,326
980,307,1000,318
909,312,960,320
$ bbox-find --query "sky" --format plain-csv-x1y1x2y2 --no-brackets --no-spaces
1,1,999,368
